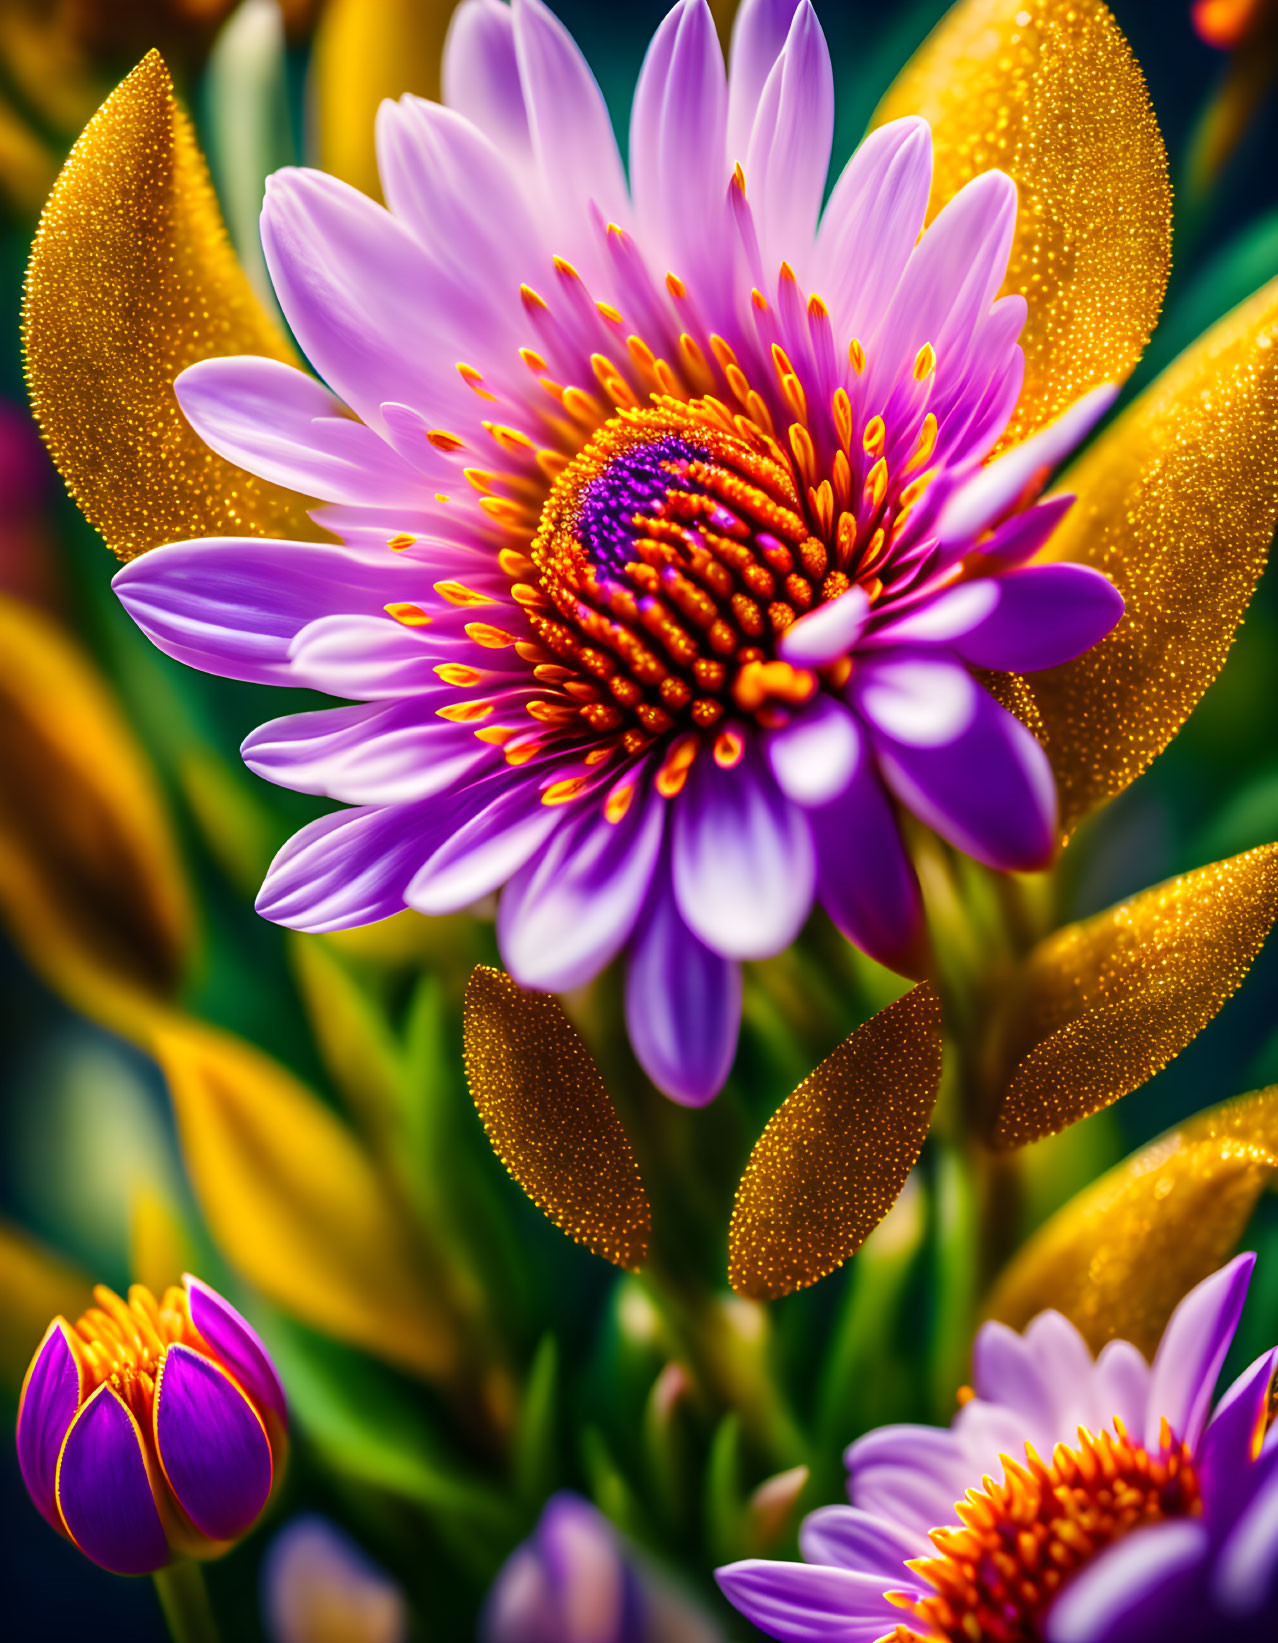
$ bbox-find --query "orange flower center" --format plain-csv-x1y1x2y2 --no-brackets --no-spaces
888,1417,1202,1643
71,1283,201,1425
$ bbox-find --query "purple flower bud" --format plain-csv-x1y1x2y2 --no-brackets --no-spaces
16,1273,286,1575
483,1493,726,1643
261,1515,406,1643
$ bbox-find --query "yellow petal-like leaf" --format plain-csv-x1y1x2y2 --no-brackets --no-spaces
0,595,192,1041
875,0,1170,452
1029,280,1278,830
990,844,1278,1148
23,50,315,560
154,1017,460,1381
311,0,460,201
728,984,942,1301
987,1086,1278,1354
0,1220,89,1390
463,967,650,1272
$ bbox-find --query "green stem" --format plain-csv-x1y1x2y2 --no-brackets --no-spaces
153,1562,219,1643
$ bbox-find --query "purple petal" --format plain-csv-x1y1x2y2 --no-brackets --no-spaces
767,697,864,808
175,356,432,506
112,537,422,686
511,0,630,238
625,868,741,1105
256,802,436,931
870,673,1057,872
155,1344,273,1542
630,0,728,289
185,1276,287,1426
868,170,1017,405
815,118,932,344
1199,1347,1278,1532
726,0,801,163
1045,1521,1210,1643
536,1493,634,1641
56,1383,169,1575
797,1505,920,1582
442,0,531,158
778,586,870,666
716,1558,899,1641
1145,1254,1255,1452
17,1320,83,1531
949,564,1124,672
287,613,448,699
742,2,833,272
498,781,665,993
1212,1459,1278,1618
846,1424,971,1536
1093,1338,1151,1438
243,701,493,806
975,494,1075,568
261,169,495,433
406,775,567,915
853,651,978,747
376,97,544,310
810,760,923,976
263,1515,407,1643
866,583,1000,650
938,385,1117,545
671,747,815,960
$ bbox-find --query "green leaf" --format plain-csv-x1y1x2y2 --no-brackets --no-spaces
513,1334,559,1507
703,1413,745,1566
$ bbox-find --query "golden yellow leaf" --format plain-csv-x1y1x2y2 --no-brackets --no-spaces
987,1086,1278,1354
990,844,1278,1148
1030,280,1278,830
875,0,1170,451
154,1018,459,1381
0,1220,89,1391
23,50,315,560
463,967,650,1271
728,985,942,1301
0,595,192,1041
311,0,460,201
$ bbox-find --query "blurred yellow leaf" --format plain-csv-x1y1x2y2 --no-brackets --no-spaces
1029,280,1278,830
0,1219,89,1390
23,49,315,559
463,967,650,1272
290,933,405,1143
129,1185,196,1301
990,844,1278,1148
875,0,1170,451
728,985,942,1301
0,595,192,1041
154,1018,460,1381
987,1085,1278,1354
310,0,460,201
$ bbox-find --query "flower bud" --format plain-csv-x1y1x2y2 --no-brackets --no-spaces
482,1492,725,1643
262,1515,406,1643
16,1273,286,1574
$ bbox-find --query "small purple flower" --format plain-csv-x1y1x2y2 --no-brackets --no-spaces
484,1492,725,1643
718,1254,1278,1642
262,1515,406,1643
16,1274,287,1575
113,0,1124,1103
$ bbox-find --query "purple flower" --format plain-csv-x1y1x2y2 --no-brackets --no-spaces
483,1492,725,1643
718,1254,1278,1642
16,1274,287,1575
112,0,1123,1103
262,1515,406,1643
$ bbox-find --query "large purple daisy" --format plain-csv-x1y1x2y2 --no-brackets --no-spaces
113,0,1122,1102
718,1255,1278,1642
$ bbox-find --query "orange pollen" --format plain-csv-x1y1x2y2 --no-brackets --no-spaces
891,1420,1202,1643
70,1284,199,1425
518,380,920,758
